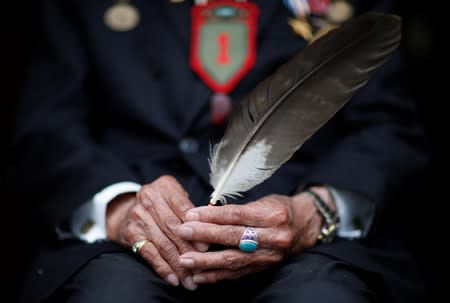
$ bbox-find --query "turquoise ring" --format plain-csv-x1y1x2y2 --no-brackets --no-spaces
239,227,258,252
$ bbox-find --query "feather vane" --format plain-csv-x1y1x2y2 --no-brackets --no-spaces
209,13,401,205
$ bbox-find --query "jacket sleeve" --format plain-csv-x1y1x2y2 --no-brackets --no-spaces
10,0,140,230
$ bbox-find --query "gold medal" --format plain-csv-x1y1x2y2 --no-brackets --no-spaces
325,0,353,24
288,17,313,41
104,1,140,32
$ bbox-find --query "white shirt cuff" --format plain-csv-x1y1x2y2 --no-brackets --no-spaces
70,182,142,243
328,187,375,239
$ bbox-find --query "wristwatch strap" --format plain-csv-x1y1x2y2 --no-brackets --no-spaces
304,189,340,243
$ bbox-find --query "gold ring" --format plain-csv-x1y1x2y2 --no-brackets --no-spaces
131,239,148,255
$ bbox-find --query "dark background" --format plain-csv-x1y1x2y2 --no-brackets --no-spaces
0,1,443,301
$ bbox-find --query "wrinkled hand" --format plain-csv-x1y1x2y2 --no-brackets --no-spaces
177,189,332,284
106,175,206,290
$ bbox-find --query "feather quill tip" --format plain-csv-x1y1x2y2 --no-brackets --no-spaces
209,197,227,206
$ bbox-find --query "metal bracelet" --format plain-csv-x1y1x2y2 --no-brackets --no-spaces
305,189,340,242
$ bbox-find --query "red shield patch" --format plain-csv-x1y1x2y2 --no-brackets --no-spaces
190,1,259,94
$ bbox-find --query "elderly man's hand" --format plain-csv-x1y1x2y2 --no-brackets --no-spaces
106,175,205,290
176,188,333,284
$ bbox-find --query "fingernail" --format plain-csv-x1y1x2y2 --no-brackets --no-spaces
186,210,199,221
194,242,209,252
179,258,194,267
178,226,193,238
182,276,198,291
165,274,179,286
193,274,207,284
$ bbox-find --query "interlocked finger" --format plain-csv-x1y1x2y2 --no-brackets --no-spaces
133,238,179,286
131,239,148,255
179,248,283,271
178,221,294,250
120,204,193,288
136,202,197,290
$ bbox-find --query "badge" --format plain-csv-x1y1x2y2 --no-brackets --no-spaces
190,1,259,94
325,0,353,24
191,1,259,125
284,0,352,43
104,1,140,32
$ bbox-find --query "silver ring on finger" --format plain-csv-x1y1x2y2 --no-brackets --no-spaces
132,239,149,256
239,227,258,252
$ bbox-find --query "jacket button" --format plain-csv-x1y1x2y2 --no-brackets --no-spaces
179,138,199,154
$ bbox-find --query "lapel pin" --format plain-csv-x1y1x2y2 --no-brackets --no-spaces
104,0,140,32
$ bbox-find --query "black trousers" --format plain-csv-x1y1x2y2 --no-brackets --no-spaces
44,250,376,303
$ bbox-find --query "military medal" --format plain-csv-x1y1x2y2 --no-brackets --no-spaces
104,0,140,32
288,17,313,41
284,0,352,42
284,0,313,40
325,0,353,24
308,0,330,14
191,0,259,125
